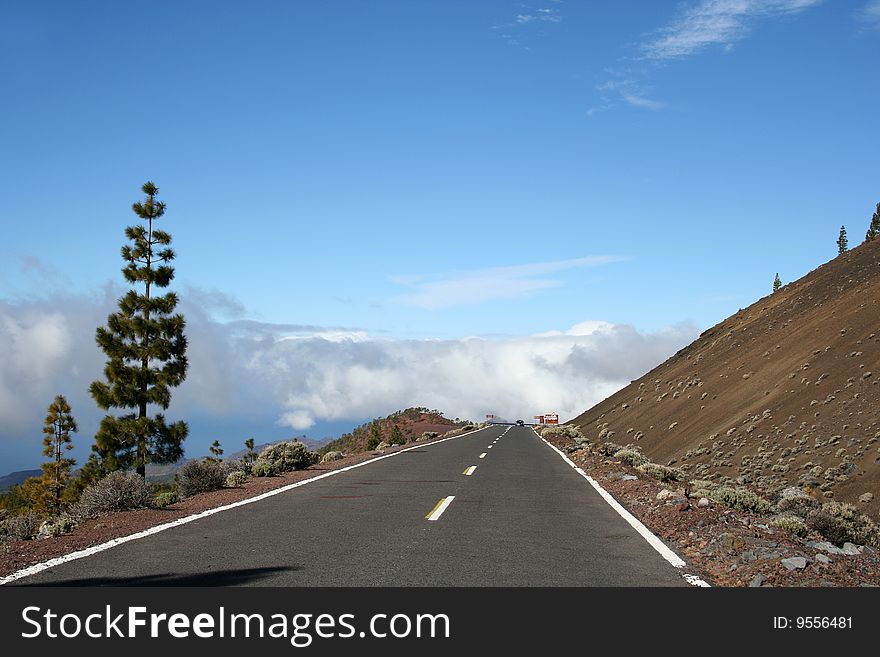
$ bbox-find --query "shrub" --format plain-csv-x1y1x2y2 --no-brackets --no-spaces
320,451,342,464
420,432,439,441
597,441,625,456
636,462,684,483
806,501,880,547
153,490,179,508
774,494,819,519
687,479,718,498
259,441,318,472
251,459,276,477
38,514,78,539
614,449,648,467
709,486,771,514
0,510,42,540
221,459,249,477
225,470,248,488
541,425,586,442
177,460,226,498
772,515,807,536
73,471,152,519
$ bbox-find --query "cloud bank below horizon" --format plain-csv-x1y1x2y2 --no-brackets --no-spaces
0,288,699,467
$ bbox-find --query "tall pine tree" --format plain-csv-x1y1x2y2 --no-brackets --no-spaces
90,182,188,478
866,202,880,242
773,273,781,293
837,225,848,254
41,395,77,514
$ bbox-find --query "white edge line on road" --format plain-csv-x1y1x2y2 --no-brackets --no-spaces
426,496,455,521
537,431,711,588
0,427,492,586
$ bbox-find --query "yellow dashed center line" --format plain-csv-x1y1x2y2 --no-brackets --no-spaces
426,496,455,521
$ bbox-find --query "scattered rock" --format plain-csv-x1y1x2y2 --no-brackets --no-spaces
749,574,765,587
697,497,710,507
859,492,874,503
815,553,832,564
841,543,861,556
781,556,808,571
657,489,676,501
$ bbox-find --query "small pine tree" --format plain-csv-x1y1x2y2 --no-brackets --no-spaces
41,395,77,514
837,225,848,255
773,273,781,293
389,424,405,446
366,421,382,450
207,440,224,462
866,202,880,242
90,182,188,478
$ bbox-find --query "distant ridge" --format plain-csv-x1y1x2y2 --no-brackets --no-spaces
0,469,42,492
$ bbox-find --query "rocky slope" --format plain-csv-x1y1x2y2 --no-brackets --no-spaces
570,238,880,519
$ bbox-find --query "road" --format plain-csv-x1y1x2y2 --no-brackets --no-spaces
14,426,687,586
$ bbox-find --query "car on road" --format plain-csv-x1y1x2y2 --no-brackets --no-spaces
516,419,524,426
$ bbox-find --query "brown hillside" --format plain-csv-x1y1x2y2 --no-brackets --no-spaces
570,238,880,518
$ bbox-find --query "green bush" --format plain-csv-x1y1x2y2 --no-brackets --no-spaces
153,490,179,508
806,501,880,547
320,451,343,464
259,441,318,472
614,449,648,467
251,460,276,477
775,494,819,518
73,471,152,519
0,510,42,541
636,462,684,483
177,460,226,498
541,425,585,442
221,459,249,477
772,515,807,536
597,441,625,456
709,486,771,514
38,514,78,538
687,479,718,498
225,470,248,488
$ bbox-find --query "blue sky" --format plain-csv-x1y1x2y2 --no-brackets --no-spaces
1,1,878,473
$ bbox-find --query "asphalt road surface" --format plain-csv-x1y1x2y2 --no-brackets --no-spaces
14,426,687,586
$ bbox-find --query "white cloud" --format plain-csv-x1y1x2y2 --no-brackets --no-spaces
623,94,665,110
594,74,665,113
516,9,561,25
392,256,625,310
493,4,563,47
278,410,316,431
859,0,880,26
0,286,698,463
643,0,823,61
